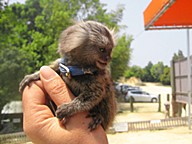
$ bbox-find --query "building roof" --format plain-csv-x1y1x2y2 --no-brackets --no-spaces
1,101,22,114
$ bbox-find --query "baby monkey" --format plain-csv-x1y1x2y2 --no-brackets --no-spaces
19,21,117,131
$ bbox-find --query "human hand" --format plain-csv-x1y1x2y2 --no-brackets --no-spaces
22,66,108,144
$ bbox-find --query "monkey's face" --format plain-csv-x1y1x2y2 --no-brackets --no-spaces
76,43,113,70
95,46,112,69
59,21,115,69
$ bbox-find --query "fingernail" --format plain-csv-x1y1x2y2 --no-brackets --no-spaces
40,66,56,80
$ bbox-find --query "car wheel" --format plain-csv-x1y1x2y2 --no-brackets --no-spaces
151,98,157,103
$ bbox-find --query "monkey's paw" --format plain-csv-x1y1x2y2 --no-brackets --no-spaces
19,72,40,93
19,75,33,93
86,113,104,131
56,103,73,121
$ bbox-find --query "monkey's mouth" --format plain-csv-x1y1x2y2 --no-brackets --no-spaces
96,60,108,69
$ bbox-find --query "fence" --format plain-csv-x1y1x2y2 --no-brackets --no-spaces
0,117,189,143
113,117,188,132
0,132,30,144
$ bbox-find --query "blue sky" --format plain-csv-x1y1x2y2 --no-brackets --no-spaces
12,0,192,67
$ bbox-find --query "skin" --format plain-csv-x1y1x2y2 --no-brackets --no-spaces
22,66,108,144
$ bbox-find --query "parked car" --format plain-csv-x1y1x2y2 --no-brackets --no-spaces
124,90,158,103
115,83,140,94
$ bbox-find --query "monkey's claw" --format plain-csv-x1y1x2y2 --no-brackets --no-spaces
56,104,73,121
19,72,40,93
86,113,103,131
19,75,32,93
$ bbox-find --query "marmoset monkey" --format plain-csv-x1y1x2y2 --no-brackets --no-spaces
19,21,117,131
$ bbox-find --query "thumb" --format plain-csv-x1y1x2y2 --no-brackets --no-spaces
40,66,73,106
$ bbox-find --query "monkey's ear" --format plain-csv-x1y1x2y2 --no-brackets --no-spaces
57,27,88,55
110,28,117,47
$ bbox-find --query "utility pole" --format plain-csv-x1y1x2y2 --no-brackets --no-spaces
187,29,191,130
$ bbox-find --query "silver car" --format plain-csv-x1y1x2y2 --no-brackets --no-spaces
115,84,140,94
124,90,158,102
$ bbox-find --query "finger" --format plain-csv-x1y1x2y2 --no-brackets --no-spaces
22,82,54,125
40,66,74,106
22,80,49,119
22,81,45,106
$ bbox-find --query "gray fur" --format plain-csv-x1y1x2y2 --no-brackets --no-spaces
19,21,117,131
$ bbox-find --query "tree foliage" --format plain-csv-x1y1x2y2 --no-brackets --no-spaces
150,62,164,82
172,49,185,61
124,61,171,85
0,0,132,111
0,2,28,111
124,65,143,79
111,35,133,80
142,61,154,82
160,66,170,85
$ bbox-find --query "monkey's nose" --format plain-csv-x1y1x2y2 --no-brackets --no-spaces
106,56,111,61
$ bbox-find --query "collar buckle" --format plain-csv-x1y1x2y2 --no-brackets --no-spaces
59,58,97,77
59,63,71,78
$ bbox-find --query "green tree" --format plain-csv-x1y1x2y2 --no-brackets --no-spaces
142,61,154,82
124,65,143,79
0,0,4,10
22,0,126,71
87,3,125,31
0,0,127,112
110,34,133,80
172,49,185,61
0,2,28,112
150,62,164,82
124,61,171,85
160,66,170,85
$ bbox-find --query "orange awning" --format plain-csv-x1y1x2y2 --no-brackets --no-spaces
144,0,192,30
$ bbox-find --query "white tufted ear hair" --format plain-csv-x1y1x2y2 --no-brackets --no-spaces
110,28,117,47
57,21,117,56
58,24,88,56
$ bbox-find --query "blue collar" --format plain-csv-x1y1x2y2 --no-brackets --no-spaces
59,58,97,78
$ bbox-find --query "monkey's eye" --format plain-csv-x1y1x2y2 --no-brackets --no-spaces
99,48,105,52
